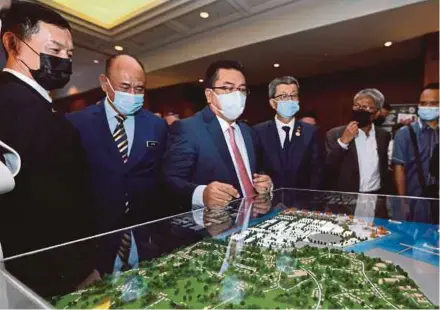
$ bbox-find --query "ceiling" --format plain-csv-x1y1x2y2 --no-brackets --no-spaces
145,0,438,89
36,0,299,55
47,0,165,30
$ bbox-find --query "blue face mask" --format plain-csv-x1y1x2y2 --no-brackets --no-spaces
418,106,439,121
107,79,144,116
276,100,300,118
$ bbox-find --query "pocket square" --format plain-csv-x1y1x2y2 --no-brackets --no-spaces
146,141,159,148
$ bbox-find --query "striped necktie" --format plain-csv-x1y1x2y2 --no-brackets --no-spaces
113,114,131,270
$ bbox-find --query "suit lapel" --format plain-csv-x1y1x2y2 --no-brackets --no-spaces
126,111,150,169
267,120,283,172
238,122,256,174
347,130,360,180
287,121,303,163
203,107,240,187
93,103,125,167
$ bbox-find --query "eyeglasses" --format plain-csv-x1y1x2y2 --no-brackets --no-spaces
211,86,250,96
353,104,377,112
273,93,299,101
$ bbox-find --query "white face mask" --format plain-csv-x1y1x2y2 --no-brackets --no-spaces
211,90,246,121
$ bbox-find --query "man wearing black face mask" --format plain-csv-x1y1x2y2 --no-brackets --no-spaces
325,88,390,194
0,2,96,296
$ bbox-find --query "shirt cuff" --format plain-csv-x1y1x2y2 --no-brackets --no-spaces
192,185,207,207
337,138,349,150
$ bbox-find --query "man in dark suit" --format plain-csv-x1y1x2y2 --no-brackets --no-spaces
254,76,322,189
325,88,390,193
163,60,272,210
67,54,168,273
0,1,95,296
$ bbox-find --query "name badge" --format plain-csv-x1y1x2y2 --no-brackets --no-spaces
146,141,159,148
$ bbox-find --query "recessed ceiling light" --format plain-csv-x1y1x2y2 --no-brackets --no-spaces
273,63,280,68
384,41,393,47
200,11,209,19
93,60,99,64
114,45,124,51
198,79,204,83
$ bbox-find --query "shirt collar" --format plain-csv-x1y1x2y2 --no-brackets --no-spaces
104,98,134,121
3,68,52,103
216,115,237,133
358,123,376,138
274,116,295,131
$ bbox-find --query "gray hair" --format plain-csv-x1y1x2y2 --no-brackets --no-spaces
354,88,385,110
268,76,300,99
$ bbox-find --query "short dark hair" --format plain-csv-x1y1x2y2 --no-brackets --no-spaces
268,76,300,99
1,1,71,54
204,60,245,88
423,82,439,91
382,102,392,111
105,53,145,76
297,110,318,121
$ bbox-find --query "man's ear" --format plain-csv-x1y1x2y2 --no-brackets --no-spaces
205,88,212,104
269,99,277,111
2,32,18,56
99,74,109,93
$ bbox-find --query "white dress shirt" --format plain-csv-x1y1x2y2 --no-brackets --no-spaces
338,125,381,192
274,116,295,148
3,68,52,103
192,116,253,207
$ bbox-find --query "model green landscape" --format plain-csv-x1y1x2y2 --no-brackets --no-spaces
51,210,438,309
53,240,436,309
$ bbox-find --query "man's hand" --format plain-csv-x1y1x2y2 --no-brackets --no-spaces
253,174,272,194
340,121,359,144
252,194,272,217
203,181,240,208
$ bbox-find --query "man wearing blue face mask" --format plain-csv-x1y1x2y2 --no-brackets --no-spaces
393,83,439,198
254,76,322,189
163,60,273,210
67,54,168,274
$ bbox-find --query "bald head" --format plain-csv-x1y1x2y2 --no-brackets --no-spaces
100,54,146,103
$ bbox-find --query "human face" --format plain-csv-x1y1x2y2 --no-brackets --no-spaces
353,95,379,121
419,89,439,107
205,68,247,113
269,83,299,111
100,55,145,103
13,22,73,74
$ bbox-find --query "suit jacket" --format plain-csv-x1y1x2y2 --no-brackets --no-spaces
0,71,94,296
254,119,322,189
325,125,390,193
67,101,168,273
162,106,258,209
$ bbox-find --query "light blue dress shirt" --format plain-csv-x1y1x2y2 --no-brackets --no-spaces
104,99,139,272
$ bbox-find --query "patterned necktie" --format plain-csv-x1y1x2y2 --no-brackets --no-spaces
227,126,255,198
113,114,131,270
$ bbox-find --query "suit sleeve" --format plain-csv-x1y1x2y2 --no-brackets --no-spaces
309,129,323,189
162,121,199,209
324,128,347,188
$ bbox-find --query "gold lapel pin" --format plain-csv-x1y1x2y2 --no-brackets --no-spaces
295,126,302,136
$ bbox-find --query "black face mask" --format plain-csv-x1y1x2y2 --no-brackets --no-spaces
352,109,373,127
374,116,386,126
18,39,72,90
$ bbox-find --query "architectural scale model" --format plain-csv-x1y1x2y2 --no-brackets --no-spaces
52,208,438,309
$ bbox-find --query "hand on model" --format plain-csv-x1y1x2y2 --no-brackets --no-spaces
203,181,240,208
253,173,272,194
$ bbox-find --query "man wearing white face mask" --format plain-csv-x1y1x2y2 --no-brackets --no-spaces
163,60,273,210
254,76,322,189
67,54,168,274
